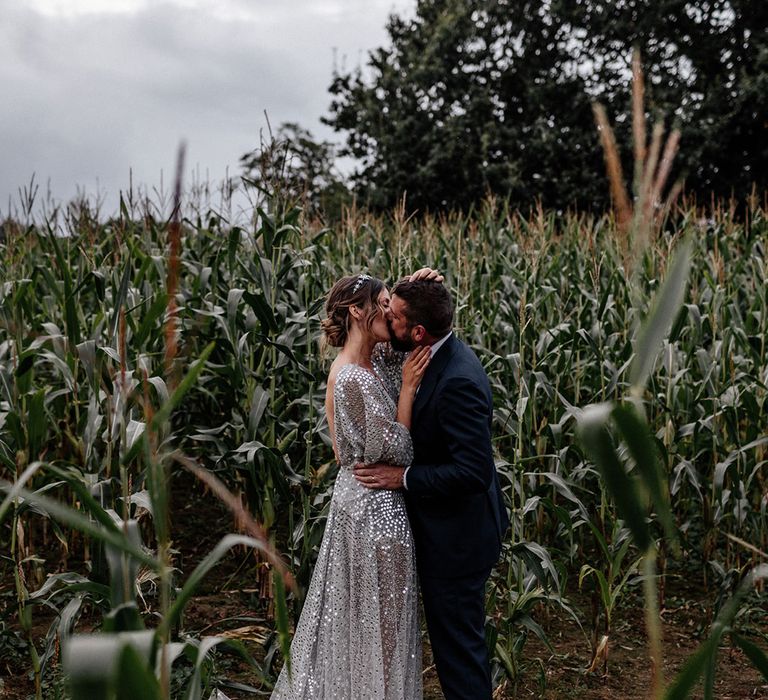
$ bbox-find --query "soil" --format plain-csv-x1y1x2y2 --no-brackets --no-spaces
2,471,766,699
508,589,768,700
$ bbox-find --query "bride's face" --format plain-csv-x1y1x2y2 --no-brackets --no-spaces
369,288,391,342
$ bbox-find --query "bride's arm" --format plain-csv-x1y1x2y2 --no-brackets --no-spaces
334,367,414,467
350,348,429,490
371,342,406,399
325,376,340,463
395,346,430,430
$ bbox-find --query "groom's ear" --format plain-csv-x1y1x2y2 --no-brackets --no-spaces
412,325,426,343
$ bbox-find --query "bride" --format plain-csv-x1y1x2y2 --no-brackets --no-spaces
269,271,434,699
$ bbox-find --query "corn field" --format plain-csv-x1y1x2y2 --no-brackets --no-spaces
1,179,767,698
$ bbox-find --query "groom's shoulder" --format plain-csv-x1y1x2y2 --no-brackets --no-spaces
446,337,487,379
452,335,482,363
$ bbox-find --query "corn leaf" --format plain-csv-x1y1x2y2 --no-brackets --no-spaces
731,633,768,683
150,341,216,430
578,404,651,552
612,402,679,552
115,643,161,700
274,567,291,677
664,564,768,700
0,481,157,569
162,535,277,636
629,238,692,389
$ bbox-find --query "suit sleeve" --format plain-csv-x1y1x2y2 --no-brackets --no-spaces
404,376,494,497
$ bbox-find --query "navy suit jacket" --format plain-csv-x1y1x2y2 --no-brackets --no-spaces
404,334,510,579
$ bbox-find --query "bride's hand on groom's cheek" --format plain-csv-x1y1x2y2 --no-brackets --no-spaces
353,462,406,490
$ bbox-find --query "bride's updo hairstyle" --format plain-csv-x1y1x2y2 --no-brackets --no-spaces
322,274,385,348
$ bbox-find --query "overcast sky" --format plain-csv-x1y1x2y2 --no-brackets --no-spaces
1,0,414,217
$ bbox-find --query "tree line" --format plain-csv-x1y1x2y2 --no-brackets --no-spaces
242,0,767,215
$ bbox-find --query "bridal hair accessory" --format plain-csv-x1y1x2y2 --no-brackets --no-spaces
352,273,372,294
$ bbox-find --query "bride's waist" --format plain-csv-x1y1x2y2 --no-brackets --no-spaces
336,461,370,474
334,467,404,495
336,463,405,480
335,465,369,483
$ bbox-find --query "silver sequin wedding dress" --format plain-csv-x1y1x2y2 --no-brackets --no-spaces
270,351,422,699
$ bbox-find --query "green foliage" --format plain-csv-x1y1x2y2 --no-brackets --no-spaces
325,0,767,211
326,0,603,211
560,0,768,201
575,196,766,696
1,184,767,694
663,565,768,700
579,521,641,634
240,122,350,220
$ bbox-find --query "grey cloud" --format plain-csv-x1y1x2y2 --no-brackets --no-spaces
1,0,413,215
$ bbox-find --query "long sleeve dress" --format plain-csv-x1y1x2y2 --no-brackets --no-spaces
270,360,422,699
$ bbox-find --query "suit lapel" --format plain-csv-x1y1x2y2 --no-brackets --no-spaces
413,334,458,419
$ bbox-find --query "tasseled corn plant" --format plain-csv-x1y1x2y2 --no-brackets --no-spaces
1,55,767,699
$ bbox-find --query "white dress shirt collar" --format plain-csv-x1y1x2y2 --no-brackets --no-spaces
429,331,452,356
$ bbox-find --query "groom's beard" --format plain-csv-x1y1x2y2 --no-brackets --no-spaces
388,322,415,352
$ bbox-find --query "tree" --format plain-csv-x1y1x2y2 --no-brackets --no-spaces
240,122,350,218
325,0,604,212
561,0,768,203
324,0,768,212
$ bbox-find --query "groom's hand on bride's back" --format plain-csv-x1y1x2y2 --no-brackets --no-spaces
353,462,406,490
408,267,444,283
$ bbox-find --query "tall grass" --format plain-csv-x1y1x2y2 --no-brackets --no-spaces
1,157,766,695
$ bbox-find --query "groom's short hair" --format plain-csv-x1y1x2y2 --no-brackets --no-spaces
392,279,453,338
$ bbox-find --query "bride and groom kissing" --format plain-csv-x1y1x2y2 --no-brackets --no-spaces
270,268,510,700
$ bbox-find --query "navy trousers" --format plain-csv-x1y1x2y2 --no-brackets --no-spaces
420,568,492,700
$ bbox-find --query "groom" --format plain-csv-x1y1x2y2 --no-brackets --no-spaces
354,276,510,700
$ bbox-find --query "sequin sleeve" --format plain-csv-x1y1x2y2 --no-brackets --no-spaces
333,365,414,467
371,342,406,403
